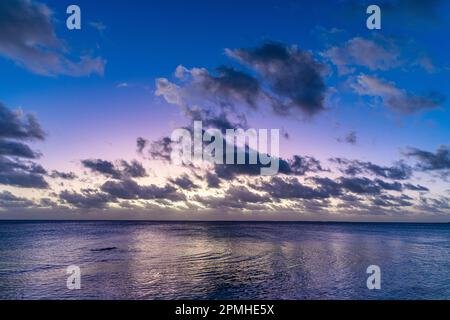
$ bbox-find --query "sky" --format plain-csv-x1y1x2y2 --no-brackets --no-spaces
0,0,449,221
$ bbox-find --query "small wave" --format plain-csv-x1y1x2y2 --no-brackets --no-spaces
90,247,117,252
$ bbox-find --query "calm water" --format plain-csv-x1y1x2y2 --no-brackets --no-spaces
0,221,449,300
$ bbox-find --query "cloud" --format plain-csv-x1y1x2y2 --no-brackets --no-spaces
174,65,261,109
338,177,381,195
81,159,147,179
50,170,77,180
157,41,329,122
0,0,105,76
205,172,221,188
209,154,325,182
288,155,328,175
403,145,450,171
226,186,267,203
136,137,148,154
148,137,172,161
227,42,328,116
375,179,403,192
331,157,413,180
169,175,199,190
0,102,45,140
315,176,403,196
195,186,268,209
323,37,400,74
156,70,251,132
254,176,330,200
371,194,413,208
404,183,429,192
0,139,40,158
308,177,342,197
119,160,147,178
0,103,48,189
311,175,410,196
142,125,327,184
350,74,445,114
337,131,357,145
60,189,114,209
101,179,185,202
0,191,35,208
417,196,450,214
82,159,121,178
0,157,48,188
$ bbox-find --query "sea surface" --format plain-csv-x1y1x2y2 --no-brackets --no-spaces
0,221,449,300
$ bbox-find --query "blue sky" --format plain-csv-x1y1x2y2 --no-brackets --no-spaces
0,0,449,221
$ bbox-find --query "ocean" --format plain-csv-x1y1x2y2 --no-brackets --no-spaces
0,221,449,300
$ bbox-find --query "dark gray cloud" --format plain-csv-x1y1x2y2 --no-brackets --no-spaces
254,177,330,200
0,157,48,188
288,155,328,175
202,132,327,180
136,137,148,154
81,159,147,179
170,64,261,110
403,145,450,171
226,186,267,203
313,176,408,197
82,159,120,178
371,194,413,208
338,177,412,195
417,196,450,214
0,0,105,76
0,102,45,140
0,155,45,174
60,189,114,209
350,74,445,114
196,171,431,212
193,65,261,109
39,197,59,208
404,183,429,192
0,139,40,158
148,137,172,161
309,177,342,197
187,109,247,133
0,191,35,208
338,177,381,195
227,42,328,116
0,172,48,188
211,154,323,181
0,103,48,189
331,157,413,180
194,186,268,209
205,172,221,188
169,175,199,190
119,160,147,178
213,162,273,180
50,170,77,180
101,179,185,202
375,179,403,192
